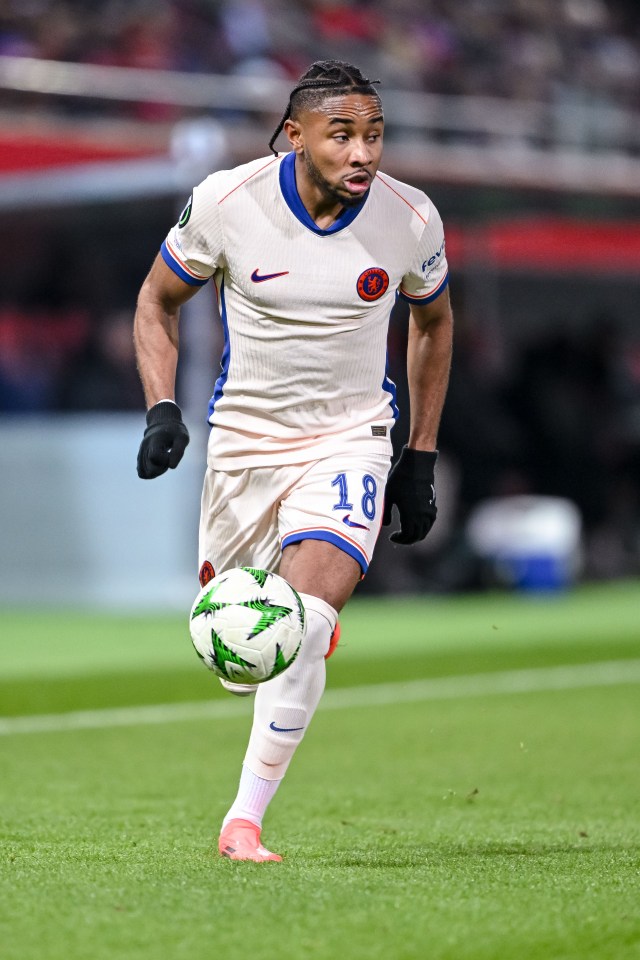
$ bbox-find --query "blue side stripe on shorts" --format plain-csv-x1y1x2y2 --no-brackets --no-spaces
281,530,369,573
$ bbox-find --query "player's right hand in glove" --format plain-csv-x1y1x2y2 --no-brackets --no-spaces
137,400,190,479
382,446,438,544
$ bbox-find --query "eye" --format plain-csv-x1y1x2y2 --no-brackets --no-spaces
334,133,349,142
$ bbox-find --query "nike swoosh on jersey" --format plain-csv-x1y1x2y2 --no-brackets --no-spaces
342,514,370,531
251,268,290,283
269,721,304,733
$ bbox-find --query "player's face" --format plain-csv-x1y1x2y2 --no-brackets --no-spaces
286,94,384,209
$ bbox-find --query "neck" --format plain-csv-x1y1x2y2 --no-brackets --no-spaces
293,154,345,229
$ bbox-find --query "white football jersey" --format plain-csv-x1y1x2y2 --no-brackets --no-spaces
162,152,449,469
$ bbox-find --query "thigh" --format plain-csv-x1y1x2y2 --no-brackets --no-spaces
278,452,391,578
198,465,290,583
279,538,361,611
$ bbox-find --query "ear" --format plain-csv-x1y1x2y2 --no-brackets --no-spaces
283,118,304,154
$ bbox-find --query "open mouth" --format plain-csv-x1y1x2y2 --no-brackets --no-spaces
343,172,371,194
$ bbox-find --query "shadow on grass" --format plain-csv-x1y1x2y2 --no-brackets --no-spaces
0,668,215,716
303,838,640,870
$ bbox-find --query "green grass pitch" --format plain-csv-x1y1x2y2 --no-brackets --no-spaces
1,581,639,960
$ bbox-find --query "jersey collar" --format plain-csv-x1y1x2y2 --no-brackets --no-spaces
278,152,369,236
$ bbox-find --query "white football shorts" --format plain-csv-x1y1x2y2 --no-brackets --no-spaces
198,450,391,583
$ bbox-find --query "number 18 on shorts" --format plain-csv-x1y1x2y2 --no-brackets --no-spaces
279,454,391,573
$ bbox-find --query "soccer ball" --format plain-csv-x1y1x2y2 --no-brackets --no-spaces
189,567,305,685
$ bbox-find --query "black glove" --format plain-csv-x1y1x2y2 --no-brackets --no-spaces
137,400,190,479
382,446,438,544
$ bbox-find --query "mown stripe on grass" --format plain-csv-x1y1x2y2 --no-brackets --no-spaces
1,659,639,737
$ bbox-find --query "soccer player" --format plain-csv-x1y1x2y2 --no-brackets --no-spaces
134,60,453,861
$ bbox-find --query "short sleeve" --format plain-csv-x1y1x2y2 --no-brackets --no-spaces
398,201,449,305
160,177,224,287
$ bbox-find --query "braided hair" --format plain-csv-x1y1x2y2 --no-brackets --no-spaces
268,60,381,155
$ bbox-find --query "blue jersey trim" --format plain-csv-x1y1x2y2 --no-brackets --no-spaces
382,349,399,421
278,152,369,236
160,241,208,287
208,280,230,419
281,530,369,573
398,272,449,305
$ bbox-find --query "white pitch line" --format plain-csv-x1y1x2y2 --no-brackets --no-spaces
1,658,639,737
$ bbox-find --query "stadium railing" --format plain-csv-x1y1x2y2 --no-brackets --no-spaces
1,55,640,202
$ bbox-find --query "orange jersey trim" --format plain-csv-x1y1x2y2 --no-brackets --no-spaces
218,157,280,205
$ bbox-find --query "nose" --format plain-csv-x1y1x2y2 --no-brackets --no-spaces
349,138,372,166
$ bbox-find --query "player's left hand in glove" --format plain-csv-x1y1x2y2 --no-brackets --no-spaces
137,400,190,479
382,446,438,544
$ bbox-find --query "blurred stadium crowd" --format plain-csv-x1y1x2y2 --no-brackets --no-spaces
1,0,639,109
383,298,640,589
1,0,639,584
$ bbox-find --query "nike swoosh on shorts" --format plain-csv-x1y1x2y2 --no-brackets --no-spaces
342,514,370,531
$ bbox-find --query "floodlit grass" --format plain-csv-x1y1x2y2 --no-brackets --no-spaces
0,581,639,960
2,580,639,714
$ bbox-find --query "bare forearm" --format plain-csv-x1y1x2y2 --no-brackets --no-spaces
406,297,453,450
134,278,182,409
133,253,201,408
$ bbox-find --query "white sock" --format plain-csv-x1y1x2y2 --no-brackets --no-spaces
222,765,282,828
222,593,337,826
